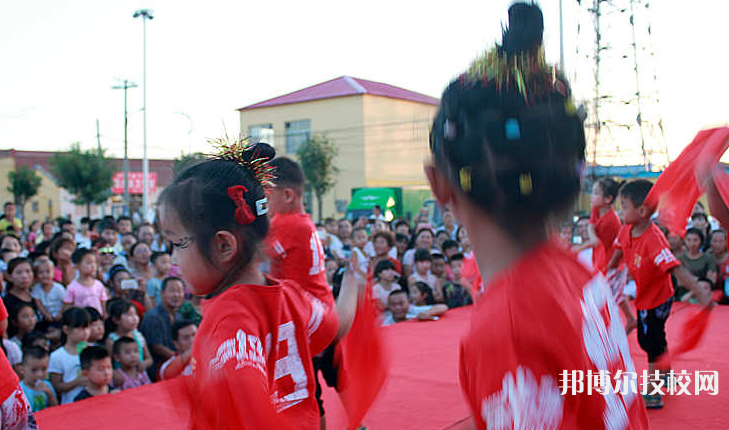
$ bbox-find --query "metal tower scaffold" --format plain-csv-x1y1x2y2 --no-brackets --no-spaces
572,0,670,171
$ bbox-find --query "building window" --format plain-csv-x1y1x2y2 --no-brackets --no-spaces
248,124,274,146
285,119,310,154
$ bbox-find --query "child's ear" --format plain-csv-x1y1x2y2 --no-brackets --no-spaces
81,369,89,378
283,188,296,204
637,205,649,218
212,230,239,265
424,164,453,207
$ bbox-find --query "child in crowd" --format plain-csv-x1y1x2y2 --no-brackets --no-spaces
0,300,36,429
111,337,152,390
85,307,105,347
104,298,152,373
49,237,75,285
8,303,37,348
707,229,728,292
325,258,339,290
20,346,58,412
394,233,409,262
430,253,448,303
62,248,107,317
128,242,154,286
369,231,401,274
120,233,138,260
157,140,359,429
97,245,116,282
1,234,23,256
158,320,197,380
146,251,172,306
372,260,402,311
441,239,460,260
442,254,473,309
607,179,711,408
435,230,451,252
32,257,66,324
408,248,436,291
382,290,447,326
349,227,370,279
98,220,122,255
74,346,114,402
402,228,436,277
676,228,717,300
410,281,436,306
426,3,649,427
107,265,153,312
49,307,90,404
3,257,39,321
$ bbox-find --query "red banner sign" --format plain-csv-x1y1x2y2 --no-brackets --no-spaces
112,172,157,195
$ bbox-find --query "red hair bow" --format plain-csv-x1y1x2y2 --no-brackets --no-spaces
227,185,255,225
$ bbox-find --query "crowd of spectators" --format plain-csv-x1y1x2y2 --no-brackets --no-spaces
318,206,477,326
0,200,476,412
0,202,199,411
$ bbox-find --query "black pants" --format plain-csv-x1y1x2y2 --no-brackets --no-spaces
312,341,339,416
637,298,672,363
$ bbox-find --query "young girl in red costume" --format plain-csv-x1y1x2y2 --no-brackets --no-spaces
425,3,649,429
158,139,361,430
577,178,637,331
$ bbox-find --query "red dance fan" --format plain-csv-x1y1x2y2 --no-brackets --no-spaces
336,279,390,430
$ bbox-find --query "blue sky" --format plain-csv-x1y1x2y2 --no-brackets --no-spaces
1,0,727,163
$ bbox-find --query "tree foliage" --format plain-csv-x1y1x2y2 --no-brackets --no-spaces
7,165,42,221
296,134,339,221
49,143,116,217
174,151,206,174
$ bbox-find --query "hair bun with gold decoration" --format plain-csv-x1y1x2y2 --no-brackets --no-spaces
208,136,276,188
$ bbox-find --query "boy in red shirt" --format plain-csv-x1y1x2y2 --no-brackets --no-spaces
607,179,711,408
265,157,333,308
265,157,350,429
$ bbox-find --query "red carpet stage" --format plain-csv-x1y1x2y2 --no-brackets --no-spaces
36,303,729,430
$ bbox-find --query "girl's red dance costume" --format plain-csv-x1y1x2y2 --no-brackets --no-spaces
427,4,649,429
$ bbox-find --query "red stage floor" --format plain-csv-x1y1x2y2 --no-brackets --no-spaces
36,303,729,430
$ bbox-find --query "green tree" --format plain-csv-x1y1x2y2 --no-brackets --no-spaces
49,143,116,217
7,165,42,223
296,134,339,222
174,151,206,174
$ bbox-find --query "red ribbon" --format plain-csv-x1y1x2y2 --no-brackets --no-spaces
227,185,256,225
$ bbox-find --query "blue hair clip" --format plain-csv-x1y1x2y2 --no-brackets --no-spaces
505,118,521,140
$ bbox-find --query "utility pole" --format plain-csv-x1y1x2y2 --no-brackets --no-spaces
112,80,138,215
133,8,153,221
96,119,102,153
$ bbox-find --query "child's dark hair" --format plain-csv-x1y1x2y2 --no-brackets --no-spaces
161,276,184,292
84,306,103,323
709,229,727,243
98,219,118,234
129,241,149,258
691,212,708,222
7,303,34,338
431,252,445,262
159,142,274,283
595,178,623,204
449,253,465,263
108,264,130,284
104,298,134,336
351,226,367,238
22,345,49,364
414,248,432,263
413,281,436,305
372,231,394,248
151,251,170,265
685,227,705,244
112,336,136,356
374,259,396,278
71,248,94,265
80,346,109,370
269,157,305,192
172,319,195,341
619,179,653,208
394,220,410,234
22,331,48,352
0,233,21,247
91,237,109,249
61,307,91,345
429,3,584,241
49,237,74,265
442,239,459,253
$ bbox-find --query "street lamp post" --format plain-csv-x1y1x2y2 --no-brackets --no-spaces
111,80,138,215
133,8,153,221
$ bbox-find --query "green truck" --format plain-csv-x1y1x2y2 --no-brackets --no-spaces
345,187,437,224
